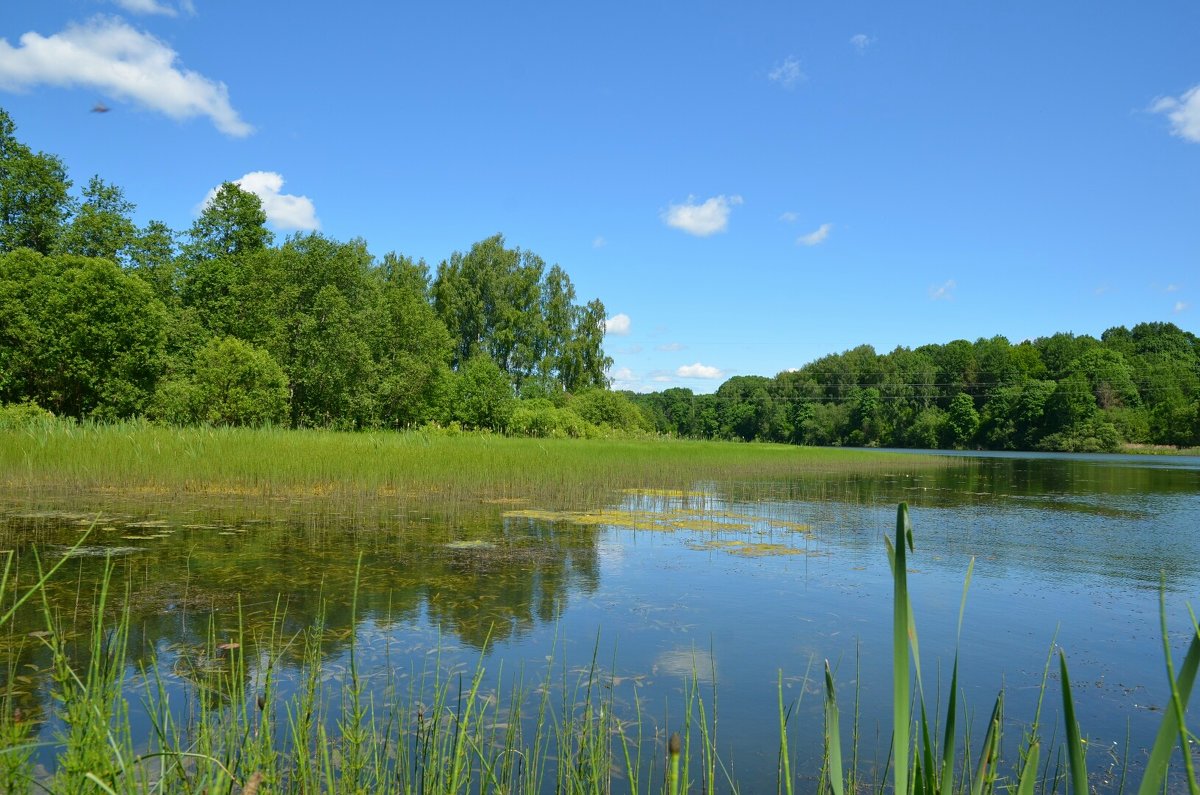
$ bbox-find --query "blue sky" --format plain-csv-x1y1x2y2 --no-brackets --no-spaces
1,2,1197,393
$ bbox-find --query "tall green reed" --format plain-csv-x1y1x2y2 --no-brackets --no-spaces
816,502,1200,795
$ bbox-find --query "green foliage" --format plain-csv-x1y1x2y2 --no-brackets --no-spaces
0,249,167,418
0,400,57,430
946,393,980,448
151,337,289,427
183,182,272,262
569,388,651,433
58,175,137,263
507,398,593,438
433,235,611,392
452,355,515,431
0,109,73,255
631,323,1199,452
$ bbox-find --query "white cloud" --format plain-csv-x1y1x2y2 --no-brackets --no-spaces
1175,301,1190,313
1166,284,1180,292
1152,85,1200,143
112,0,184,16
657,342,685,352
662,194,743,237
850,34,875,53
650,371,673,383
611,367,635,381
798,223,832,246
768,56,804,88
929,280,956,301
605,313,632,336
592,235,606,248
609,367,653,393
0,17,251,137
617,344,643,355
676,362,724,380
201,172,320,231
779,211,800,224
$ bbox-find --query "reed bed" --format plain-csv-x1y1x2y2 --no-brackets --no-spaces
0,422,952,516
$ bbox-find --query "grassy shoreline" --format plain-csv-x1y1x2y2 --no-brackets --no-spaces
0,422,953,515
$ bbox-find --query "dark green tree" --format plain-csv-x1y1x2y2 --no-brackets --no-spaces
59,176,137,263
0,109,73,255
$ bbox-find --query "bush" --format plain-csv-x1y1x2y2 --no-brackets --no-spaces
508,399,596,438
150,337,290,427
0,400,59,430
569,389,651,432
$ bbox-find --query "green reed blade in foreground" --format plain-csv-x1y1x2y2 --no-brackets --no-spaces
1059,651,1089,795
1136,617,1199,795
1145,585,1200,795
1015,741,1040,795
887,503,914,795
824,660,844,795
969,692,1002,795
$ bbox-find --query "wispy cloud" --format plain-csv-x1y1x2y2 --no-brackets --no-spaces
1175,301,1190,313
649,370,674,383
850,34,875,53
201,172,319,230
797,223,832,246
0,17,251,136
592,235,606,248
662,194,743,237
610,366,635,382
1151,85,1200,143
609,367,655,393
657,342,685,352
779,211,800,224
677,362,724,380
112,0,193,16
617,344,642,355
605,313,632,336
929,280,956,301
768,56,805,88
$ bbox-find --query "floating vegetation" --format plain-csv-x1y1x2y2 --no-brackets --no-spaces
670,518,753,532
60,545,144,558
685,539,805,558
505,505,814,536
126,519,171,528
445,539,498,550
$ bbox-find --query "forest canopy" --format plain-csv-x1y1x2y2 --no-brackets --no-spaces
1,106,1197,450
630,326,1200,451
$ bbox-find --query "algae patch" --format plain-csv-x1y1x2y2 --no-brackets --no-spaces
686,540,806,558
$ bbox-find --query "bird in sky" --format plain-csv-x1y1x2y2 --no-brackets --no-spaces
91,102,110,113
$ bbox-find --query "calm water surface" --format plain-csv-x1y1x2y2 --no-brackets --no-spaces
2,450,1198,789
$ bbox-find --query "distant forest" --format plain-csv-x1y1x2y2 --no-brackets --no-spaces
1,107,1197,451
630,325,1200,451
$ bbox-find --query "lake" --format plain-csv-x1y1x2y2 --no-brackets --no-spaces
2,448,1198,791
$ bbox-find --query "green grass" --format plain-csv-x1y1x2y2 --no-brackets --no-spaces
0,421,952,516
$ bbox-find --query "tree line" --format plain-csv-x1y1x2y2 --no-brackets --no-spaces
630,325,1200,451
0,107,634,433
2,106,1197,450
